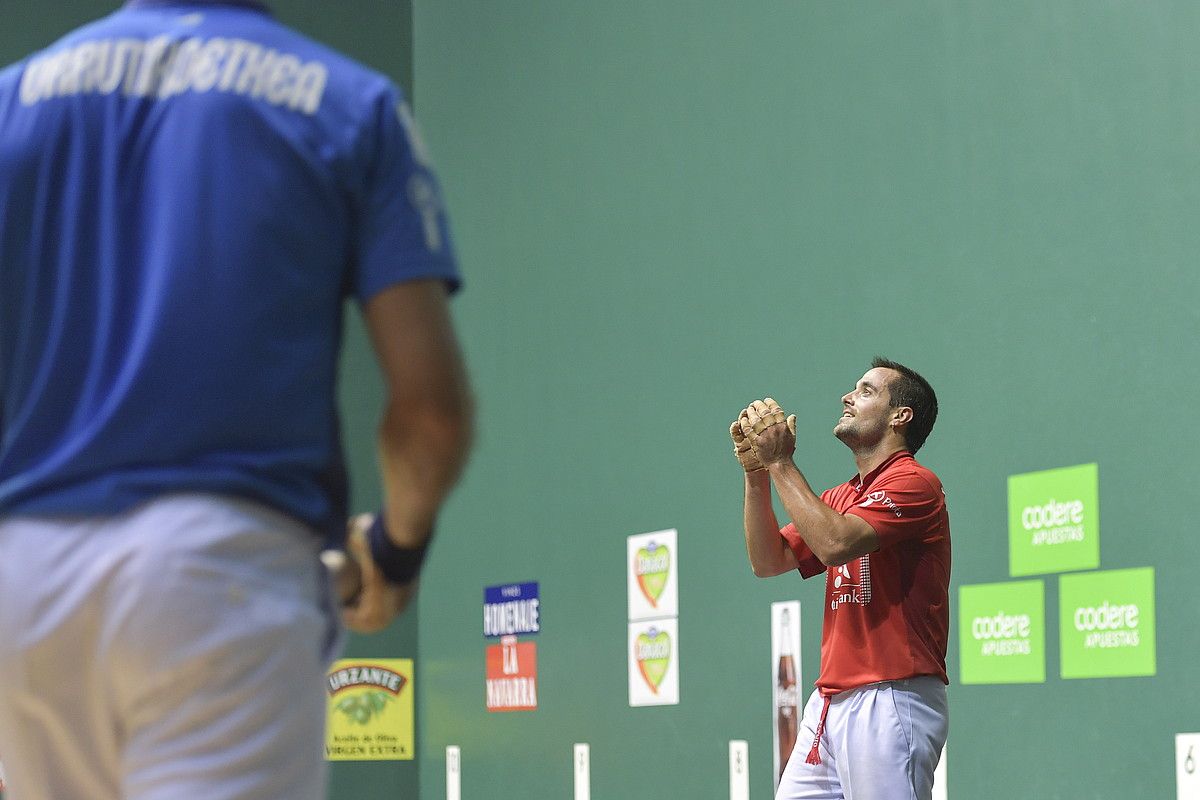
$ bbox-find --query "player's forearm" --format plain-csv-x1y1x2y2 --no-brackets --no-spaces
743,470,792,577
376,396,473,547
766,459,856,566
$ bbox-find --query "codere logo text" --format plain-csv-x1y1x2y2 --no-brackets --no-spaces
971,611,1032,655
1021,498,1084,545
1073,601,1140,648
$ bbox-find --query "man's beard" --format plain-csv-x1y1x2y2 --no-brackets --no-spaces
834,417,877,449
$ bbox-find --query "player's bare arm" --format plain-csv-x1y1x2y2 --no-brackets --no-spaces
732,418,798,576
741,398,879,567
342,279,474,631
742,469,801,576
367,279,473,544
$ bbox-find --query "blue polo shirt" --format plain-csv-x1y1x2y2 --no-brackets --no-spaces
0,0,460,538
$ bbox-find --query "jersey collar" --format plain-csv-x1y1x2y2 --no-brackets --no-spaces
850,449,913,493
124,0,271,12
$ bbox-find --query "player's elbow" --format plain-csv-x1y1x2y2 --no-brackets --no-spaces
382,390,475,463
816,536,877,568
749,556,792,578
751,564,785,579
813,515,879,567
417,399,475,461
817,548,855,568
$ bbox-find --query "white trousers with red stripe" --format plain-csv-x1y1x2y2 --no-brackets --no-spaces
0,494,343,800
776,677,948,800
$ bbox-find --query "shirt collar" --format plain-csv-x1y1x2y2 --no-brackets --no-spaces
124,0,271,12
850,449,913,492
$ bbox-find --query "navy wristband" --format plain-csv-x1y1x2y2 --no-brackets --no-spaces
367,514,431,586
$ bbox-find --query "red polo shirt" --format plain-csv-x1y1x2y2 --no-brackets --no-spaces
780,450,951,694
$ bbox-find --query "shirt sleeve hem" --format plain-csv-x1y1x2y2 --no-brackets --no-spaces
355,258,461,303
779,524,826,579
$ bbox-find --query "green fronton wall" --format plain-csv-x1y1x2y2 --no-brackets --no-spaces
411,3,1198,799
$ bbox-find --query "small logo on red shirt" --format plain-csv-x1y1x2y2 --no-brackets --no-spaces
830,556,873,610
858,490,902,517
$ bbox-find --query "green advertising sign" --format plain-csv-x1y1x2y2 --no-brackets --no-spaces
1008,463,1099,576
1060,567,1156,679
959,580,1045,684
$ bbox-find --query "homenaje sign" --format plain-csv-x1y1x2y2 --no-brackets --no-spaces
483,582,540,712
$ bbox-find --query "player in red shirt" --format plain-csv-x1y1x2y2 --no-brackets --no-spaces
733,357,949,800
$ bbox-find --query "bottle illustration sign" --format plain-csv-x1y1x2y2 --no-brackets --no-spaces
771,601,801,787
628,618,679,706
627,529,678,621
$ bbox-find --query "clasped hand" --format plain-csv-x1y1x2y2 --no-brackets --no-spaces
322,514,417,634
729,397,797,472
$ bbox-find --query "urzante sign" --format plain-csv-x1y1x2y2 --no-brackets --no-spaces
1008,463,1099,576
325,659,414,760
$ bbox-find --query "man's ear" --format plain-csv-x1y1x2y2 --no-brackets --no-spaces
891,406,913,429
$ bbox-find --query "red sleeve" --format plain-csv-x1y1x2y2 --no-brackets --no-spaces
779,522,827,579
843,469,945,548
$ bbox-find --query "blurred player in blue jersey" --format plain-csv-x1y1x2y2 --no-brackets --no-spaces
0,2,474,798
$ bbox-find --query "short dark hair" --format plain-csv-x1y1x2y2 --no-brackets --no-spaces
871,356,938,454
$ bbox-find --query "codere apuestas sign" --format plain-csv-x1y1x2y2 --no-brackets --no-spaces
1007,463,1099,576
1060,568,1156,679
959,580,1046,684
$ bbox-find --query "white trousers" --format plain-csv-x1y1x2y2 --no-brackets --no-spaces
776,678,948,800
0,494,343,800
